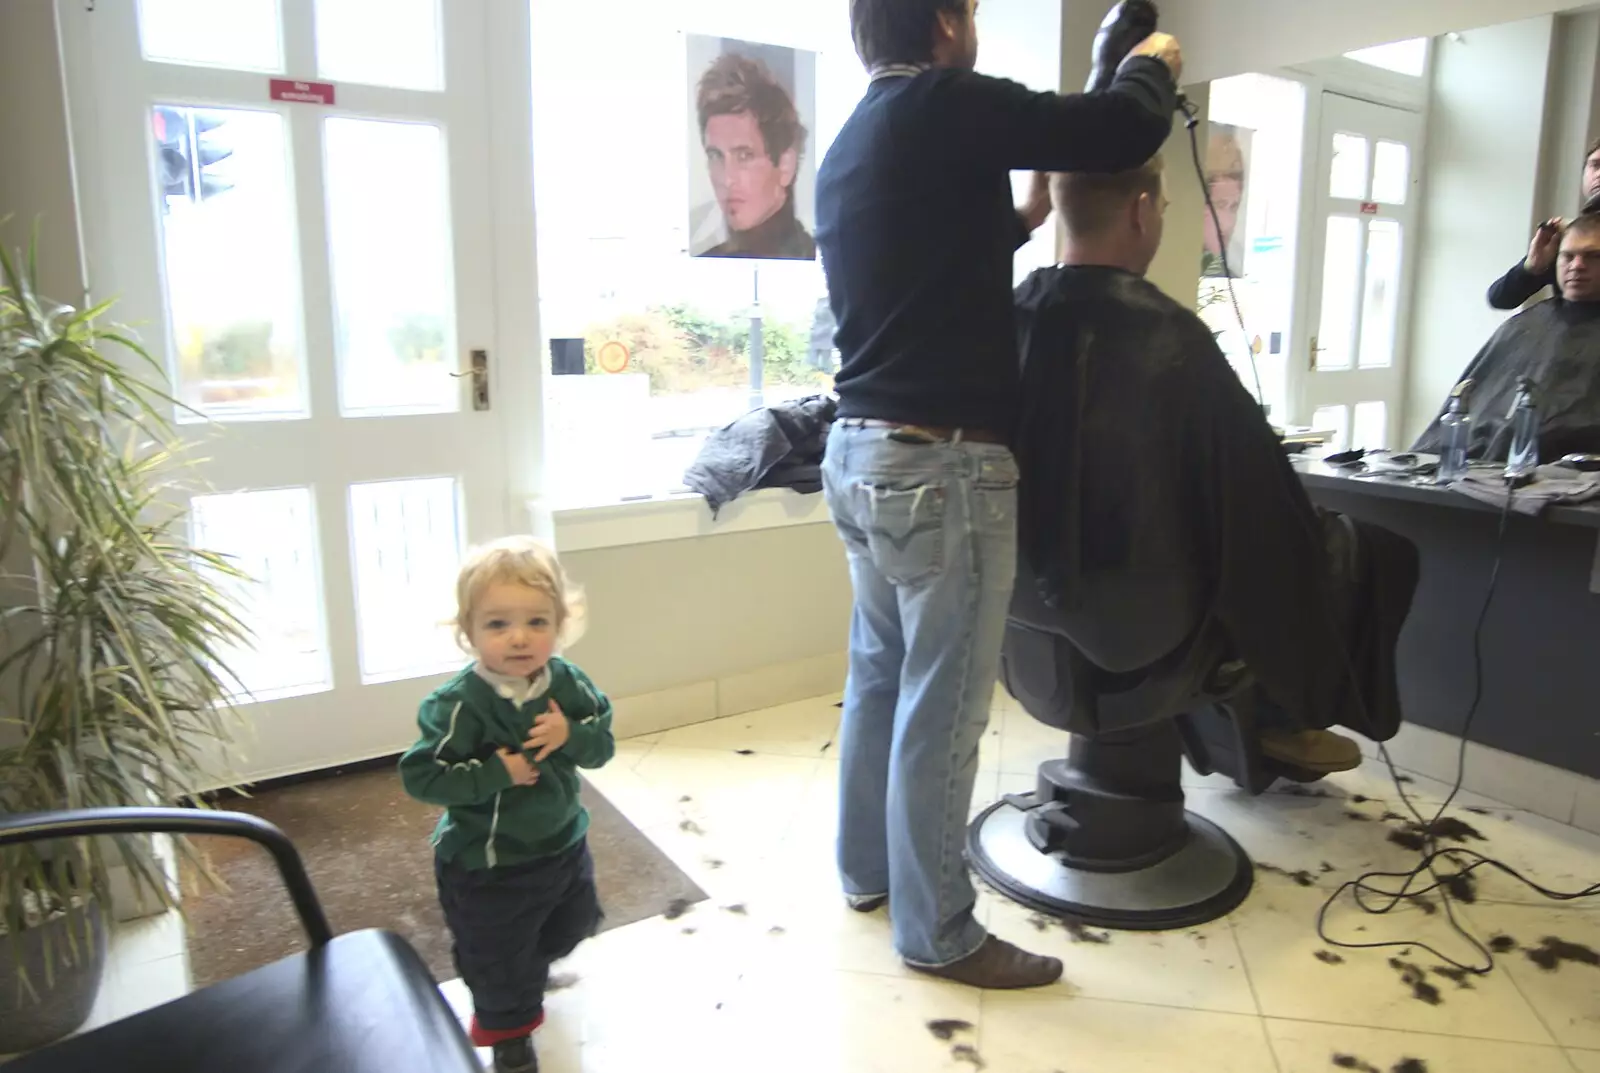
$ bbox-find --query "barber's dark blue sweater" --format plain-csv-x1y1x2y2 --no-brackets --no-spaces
816,58,1177,438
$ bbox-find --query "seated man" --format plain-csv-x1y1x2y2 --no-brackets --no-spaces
1416,213,1600,462
1012,157,1419,772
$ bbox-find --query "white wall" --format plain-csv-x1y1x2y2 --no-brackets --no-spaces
562,524,851,733
1404,17,1562,440
1164,0,1591,84
1537,10,1600,219
0,0,85,306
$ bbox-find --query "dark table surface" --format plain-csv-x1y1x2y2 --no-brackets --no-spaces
1293,457,1600,530
1295,457,1600,780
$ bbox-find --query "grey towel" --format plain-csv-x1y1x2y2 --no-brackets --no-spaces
1452,464,1600,515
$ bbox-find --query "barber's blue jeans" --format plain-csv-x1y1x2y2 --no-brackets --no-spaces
821,423,1019,966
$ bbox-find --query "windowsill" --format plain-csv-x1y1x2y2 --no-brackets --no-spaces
533,486,831,552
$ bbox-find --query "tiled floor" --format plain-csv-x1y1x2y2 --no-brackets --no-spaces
91,692,1600,1072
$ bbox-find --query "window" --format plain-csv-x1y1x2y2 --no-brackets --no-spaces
190,487,329,702
1197,73,1308,422
1343,38,1429,78
152,105,306,421
531,0,1063,505
349,477,464,684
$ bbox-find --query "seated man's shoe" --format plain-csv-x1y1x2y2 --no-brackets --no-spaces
492,1037,537,1073
1258,728,1362,773
846,892,887,913
906,935,1063,990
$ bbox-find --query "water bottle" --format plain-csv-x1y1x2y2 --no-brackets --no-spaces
1436,379,1474,484
1504,377,1540,483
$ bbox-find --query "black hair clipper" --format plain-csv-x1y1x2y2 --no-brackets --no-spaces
1085,0,1160,93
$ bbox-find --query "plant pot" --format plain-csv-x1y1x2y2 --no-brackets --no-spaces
0,899,108,1056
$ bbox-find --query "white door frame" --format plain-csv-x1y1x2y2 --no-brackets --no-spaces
1280,55,1432,438
1295,92,1425,448
56,0,543,782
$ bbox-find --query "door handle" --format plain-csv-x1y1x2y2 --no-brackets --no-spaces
450,349,491,411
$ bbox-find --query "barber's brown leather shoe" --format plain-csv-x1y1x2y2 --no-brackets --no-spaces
1259,728,1362,772
906,936,1063,990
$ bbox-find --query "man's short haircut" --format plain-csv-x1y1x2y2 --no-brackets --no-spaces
849,0,967,69
697,53,808,166
1587,135,1600,161
1050,156,1166,238
1563,212,1600,244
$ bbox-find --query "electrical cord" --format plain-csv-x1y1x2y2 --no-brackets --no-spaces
1179,96,1267,411
1313,484,1600,973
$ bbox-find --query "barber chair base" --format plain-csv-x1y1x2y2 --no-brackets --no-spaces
967,799,1254,931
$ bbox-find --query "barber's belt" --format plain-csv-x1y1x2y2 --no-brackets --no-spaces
837,417,1006,446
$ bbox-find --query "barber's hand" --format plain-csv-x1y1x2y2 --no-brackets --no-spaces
1129,32,1182,82
1526,218,1563,273
1019,171,1052,232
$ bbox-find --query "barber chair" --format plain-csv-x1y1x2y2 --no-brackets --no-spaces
968,577,1324,930
0,807,480,1073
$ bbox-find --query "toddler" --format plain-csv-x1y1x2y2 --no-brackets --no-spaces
399,536,614,1073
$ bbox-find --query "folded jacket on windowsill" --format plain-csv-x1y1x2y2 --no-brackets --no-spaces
683,394,838,516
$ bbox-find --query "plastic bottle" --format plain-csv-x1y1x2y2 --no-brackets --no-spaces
1436,378,1474,484
1504,377,1540,483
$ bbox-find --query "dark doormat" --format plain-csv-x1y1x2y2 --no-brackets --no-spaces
181,766,704,990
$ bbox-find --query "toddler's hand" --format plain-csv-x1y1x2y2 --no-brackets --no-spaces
524,699,571,762
498,747,539,786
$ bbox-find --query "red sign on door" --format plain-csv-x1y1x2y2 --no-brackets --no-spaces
1359,201,1379,215
269,79,336,105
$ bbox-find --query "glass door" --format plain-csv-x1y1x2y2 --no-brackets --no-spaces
61,0,519,779
1299,92,1422,452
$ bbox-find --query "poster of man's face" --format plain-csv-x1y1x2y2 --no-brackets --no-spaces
1202,122,1253,279
687,35,817,261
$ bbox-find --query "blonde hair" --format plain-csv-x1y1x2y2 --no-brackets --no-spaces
454,536,588,652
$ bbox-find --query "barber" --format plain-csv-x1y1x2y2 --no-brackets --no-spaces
1488,138,1600,309
815,0,1180,990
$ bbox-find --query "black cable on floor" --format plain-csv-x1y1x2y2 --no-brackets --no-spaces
1314,488,1600,973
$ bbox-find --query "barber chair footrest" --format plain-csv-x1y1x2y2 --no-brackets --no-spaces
967,798,1254,931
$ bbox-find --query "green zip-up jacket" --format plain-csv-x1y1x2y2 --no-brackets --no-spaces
398,658,615,870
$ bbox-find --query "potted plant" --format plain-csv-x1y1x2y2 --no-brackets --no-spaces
0,234,247,1054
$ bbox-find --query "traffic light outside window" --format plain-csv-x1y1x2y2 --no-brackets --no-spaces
153,105,234,206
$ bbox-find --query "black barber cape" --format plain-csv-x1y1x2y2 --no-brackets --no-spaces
1013,265,1415,739
1414,298,1600,463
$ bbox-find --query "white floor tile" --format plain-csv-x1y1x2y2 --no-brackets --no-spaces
1458,901,1600,1049
708,967,984,1073
994,707,1070,777
1266,1019,1576,1073
1575,780,1600,837
1571,1049,1600,1072
1230,877,1554,1043
979,991,1279,1073
653,697,840,759
107,954,190,1022
111,909,186,967
1183,774,1600,909
981,888,1259,1015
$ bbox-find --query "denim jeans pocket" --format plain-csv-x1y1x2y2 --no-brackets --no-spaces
972,451,1020,491
859,479,946,585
